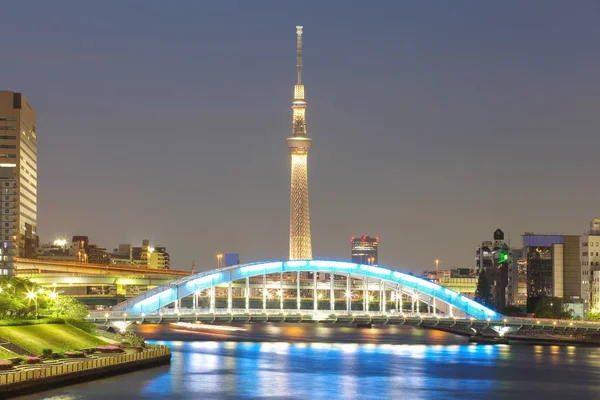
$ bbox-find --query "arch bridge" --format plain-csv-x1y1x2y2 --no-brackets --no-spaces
94,260,499,320
87,261,600,338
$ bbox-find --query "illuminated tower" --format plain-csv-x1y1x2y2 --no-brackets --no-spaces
288,26,312,260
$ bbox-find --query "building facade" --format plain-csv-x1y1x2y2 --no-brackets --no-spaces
0,92,38,275
149,246,170,270
582,219,600,312
522,233,581,308
0,167,17,275
351,236,378,265
475,229,509,310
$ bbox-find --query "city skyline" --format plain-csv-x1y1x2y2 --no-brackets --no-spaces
1,2,599,272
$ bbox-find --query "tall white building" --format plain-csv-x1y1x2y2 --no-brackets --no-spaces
582,218,600,312
0,92,38,275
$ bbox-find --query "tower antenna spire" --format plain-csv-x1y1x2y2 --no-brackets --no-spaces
296,26,303,85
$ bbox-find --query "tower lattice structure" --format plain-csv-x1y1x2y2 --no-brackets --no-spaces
288,26,312,261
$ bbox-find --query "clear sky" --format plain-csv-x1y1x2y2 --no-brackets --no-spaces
2,1,599,272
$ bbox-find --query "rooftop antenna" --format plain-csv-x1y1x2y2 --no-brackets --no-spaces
296,26,303,85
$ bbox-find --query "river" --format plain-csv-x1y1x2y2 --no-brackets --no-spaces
13,323,600,399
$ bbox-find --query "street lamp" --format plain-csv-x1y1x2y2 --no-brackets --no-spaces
26,291,38,319
435,259,440,281
216,253,223,268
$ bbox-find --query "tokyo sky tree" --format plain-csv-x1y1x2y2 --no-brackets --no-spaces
288,26,312,260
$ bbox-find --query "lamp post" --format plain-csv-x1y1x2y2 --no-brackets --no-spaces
216,253,223,269
435,259,440,281
26,291,38,319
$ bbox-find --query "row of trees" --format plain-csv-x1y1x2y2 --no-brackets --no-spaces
0,277,87,319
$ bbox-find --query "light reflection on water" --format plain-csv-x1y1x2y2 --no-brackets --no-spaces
13,325,600,400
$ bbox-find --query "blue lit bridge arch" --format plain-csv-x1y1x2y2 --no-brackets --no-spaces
111,260,501,321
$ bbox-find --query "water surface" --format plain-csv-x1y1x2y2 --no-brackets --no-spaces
14,324,600,400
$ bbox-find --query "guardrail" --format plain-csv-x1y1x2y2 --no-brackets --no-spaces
88,308,448,320
0,345,170,386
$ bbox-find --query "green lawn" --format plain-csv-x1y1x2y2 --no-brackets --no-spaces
0,347,16,359
0,324,107,354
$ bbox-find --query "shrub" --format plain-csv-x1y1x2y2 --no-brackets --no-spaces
64,351,85,358
0,359,13,370
0,318,64,327
26,357,41,364
42,349,53,357
97,346,124,353
65,318,96,333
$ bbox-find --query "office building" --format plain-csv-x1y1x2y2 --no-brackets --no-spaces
475,229,509,310
351,236,379,265
582,219,600,312
0,167,17,274
0,92,38,275
149,246,170,270
522,233,581,309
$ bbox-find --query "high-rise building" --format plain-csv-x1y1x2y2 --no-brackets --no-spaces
0,92,38,275
288,26,312,261
475,229,509,310
522,233,581,311
0,167,17,275
351,236,379,265
149,246,170,270
582,219,600,312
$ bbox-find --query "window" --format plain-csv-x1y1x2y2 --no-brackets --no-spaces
0,145,16,149
0,117,15,121
584,252,588,256
0,136,16,140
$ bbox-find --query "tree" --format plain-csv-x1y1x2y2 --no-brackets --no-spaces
502,305,524,317
49,295,88,319
475,269,493,308
587,310,600,321
533,296,573,319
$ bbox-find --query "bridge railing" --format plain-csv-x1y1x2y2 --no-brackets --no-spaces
88,308,452,320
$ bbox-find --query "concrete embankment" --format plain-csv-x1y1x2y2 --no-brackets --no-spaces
0,345,171,398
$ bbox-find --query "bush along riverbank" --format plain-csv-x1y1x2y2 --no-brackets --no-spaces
0,321,171,397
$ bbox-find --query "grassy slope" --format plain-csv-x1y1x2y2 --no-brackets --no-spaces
0,324,107,354
0,348,16,359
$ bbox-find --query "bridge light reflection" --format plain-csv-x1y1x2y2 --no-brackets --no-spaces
171,322,247,332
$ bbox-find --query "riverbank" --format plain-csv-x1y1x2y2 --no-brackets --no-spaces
1,344,171,398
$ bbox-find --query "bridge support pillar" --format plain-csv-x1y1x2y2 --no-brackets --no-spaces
210,287,215,313
395,286,400,312
245,277,250,312
297,271,301,311
330,273,335,312
432,297,436,315
193,292,198,311
313,273,317,311
363,277,368,312
262,274,267,312
411,295,415,313
280,270,284,311
228,281,232,312
381,280,386,312
346,274,351,313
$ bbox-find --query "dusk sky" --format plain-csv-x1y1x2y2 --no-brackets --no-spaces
2,1,599,273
